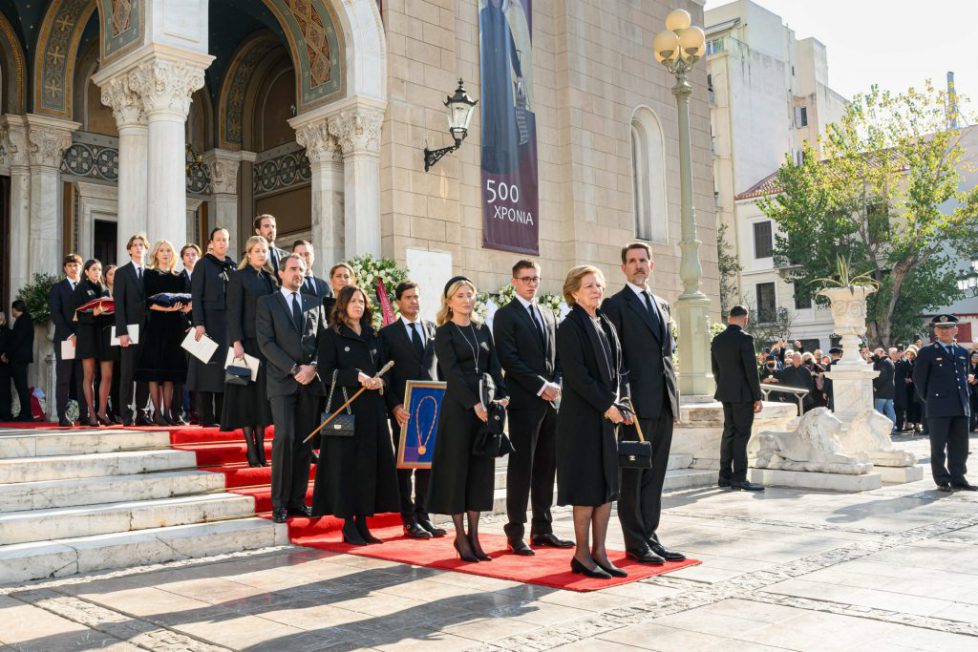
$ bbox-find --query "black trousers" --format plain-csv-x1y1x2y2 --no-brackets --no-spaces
1,362,29,420
55,355,86,421
269,389,319,511
503,403,557,540
719,401,755,483
927,415,969,485
0,363,11,420
119,344,149,422
389,419,431,520
619,408,673,553
196,391,223,425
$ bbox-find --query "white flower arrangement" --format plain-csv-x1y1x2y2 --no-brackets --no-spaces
348,254,410,331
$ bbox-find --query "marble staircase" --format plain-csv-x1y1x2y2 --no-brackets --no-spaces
0,427,287,586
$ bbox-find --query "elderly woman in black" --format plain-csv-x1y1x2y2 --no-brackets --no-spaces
556,265,631,580
189,227,236,426
221,236,277,466
312,285,399,545
427,276,508,562
72,259,113,426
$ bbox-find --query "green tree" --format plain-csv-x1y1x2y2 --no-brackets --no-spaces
758,81,978,346
716,221,742,314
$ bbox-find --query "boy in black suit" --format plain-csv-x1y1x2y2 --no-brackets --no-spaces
710,305,764,491
254,214,289,277
379,281,446,539
50,253,86,426
114,234,151,426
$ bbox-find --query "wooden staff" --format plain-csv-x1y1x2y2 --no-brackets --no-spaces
302,360,395,444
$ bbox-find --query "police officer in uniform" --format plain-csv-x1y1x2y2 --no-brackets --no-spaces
912,314,977,492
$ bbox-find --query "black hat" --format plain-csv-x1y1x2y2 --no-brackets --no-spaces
443,275,472,298
930,314,959,328
728,305,748,317
828,347,843,355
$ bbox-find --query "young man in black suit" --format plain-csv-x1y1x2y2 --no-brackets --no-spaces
293,240,333,307
493,260,572,555
379,281,447,539
602,242,685,565
49,254,86,426
114,234,151,426
254,214,289,277
711,305,764,491
256,254,327,523
1,301,34,421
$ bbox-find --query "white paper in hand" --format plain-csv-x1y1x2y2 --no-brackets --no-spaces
224,348,260,382
60,339,76,360
181,329,219,363
109,324,140,346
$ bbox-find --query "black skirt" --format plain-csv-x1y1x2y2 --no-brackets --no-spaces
425,397,496,514
219,338,273,430
76,314,114,362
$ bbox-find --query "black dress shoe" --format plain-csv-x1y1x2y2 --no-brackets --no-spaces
593,559,628,578
507,539,535,556
272,508,288,523
403,521,433,539
135,416,153,427
417,517,447,537
952,482,978,491
58,418,73,427
937,482,953,492
122,419,135,427
718,479,731,488
531,533,574,548
287,505,312,517
731,480,765,492
625,550,665,565
648,540,686,562
570,557,612,579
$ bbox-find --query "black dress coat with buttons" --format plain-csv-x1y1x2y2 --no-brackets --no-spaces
311,323,400,518
188,254,236,393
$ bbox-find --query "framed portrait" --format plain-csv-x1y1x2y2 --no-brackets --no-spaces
397,380,447,469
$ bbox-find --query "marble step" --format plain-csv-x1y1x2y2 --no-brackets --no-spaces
0,429,171,459
0,493,256,545
0,470,226,513
0,518,289,585
0,449,198,484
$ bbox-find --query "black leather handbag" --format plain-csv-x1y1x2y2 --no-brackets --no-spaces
617,400,653,469
224,359,251,386
322,371,355,437
472,402,514,457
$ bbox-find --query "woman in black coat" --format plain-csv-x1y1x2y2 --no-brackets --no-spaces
905,346,923,432
221,236,277,466
188,227,236,426
556,265,631,580
323,262,355,325
426,276,508,563
72,259,113,426
312,285,400,545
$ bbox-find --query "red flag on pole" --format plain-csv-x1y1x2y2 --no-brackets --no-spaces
376,278,396,327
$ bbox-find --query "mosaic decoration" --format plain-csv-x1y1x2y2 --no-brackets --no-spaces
253,147,311,196
186,165,211,195
219,34,280,149
265,0,343,110
61,141,119,183
35,0,98,117
0,12,27,114
99,0,142,59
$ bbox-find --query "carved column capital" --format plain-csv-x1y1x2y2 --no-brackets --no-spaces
97,72,147,127
24,114,80,169
203,149,242,195
131,57,207,118
0,115,30,168
327,107,385,156
294,120,342,165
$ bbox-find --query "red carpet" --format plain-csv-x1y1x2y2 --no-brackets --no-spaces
1,421,701,591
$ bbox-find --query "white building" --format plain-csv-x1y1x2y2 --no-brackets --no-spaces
706,0,846,349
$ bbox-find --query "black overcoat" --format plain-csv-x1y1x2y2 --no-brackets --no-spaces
188,254,235,392
555,305,627,507
311,324,399,518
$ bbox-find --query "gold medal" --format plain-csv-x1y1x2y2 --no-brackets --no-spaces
414,395,438,457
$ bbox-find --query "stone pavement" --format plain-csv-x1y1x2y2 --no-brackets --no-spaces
3,435,978,651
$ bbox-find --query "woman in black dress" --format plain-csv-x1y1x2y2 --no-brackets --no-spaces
427,277,508,562
137,240,190,425
189,228,236,426
556,265,630,579
221,236,277,466
323,262,355,325
72,259,113,426
313,285,400,544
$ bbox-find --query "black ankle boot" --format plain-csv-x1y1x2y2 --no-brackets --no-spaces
342,519,368,546
355,515,383,544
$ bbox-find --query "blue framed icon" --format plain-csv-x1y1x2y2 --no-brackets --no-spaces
397,380,446,469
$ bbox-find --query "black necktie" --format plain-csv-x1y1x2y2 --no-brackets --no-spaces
304,276,314,295
291,292,303,331
135,266,142,281
528,304,545,345
410,322,425,358
643,291,661,334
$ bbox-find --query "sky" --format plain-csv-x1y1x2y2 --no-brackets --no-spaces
703,0,978,118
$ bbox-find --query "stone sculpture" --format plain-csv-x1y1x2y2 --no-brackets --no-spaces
754,407,873,475
841,410,916,468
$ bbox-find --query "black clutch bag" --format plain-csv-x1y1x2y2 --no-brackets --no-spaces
617,400,653,469
225,361,251,386
322,372,356,437
472,401,514,458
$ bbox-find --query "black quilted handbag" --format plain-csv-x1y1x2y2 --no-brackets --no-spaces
617,400,652,469
321,371,355,437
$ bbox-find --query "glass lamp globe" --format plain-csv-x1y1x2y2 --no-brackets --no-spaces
665,9,691,32
652,30,681,63
444,79,478,140
678,26,706,57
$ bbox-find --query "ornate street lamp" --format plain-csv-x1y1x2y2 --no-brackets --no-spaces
424,79,478,172
652,9,713,396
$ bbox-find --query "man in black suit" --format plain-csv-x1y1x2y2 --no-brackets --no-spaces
254,214,289,277
379,281,447,539
49,254,86,426
257,254,327,523
114,234,151,426
2,301,34,421
602,242,685,565
293,239,333,307
493,260,572,555
711,305,764,492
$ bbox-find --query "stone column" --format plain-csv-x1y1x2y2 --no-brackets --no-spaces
24,115,79,277
131,54,210,252
0,115,31,296
95,71,148,263
238,151,257,251
328,103,385,260
203,149,244,254
293,120,344,272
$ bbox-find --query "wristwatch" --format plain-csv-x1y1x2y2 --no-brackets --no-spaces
290,363,300,375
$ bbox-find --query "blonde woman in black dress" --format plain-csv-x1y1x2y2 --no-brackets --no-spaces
427,276,508,562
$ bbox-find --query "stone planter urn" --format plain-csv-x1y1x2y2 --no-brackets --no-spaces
819,286,879,426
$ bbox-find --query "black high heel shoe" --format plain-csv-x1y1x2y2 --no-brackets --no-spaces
453,539,479,562
570,557,612,579
354,516,383,544
342,519,368,546
469,535,492,561
593,558,628,578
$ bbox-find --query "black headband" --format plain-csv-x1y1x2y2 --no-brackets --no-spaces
444,275,472,297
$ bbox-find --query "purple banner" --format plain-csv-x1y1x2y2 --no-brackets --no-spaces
479,0,538,255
